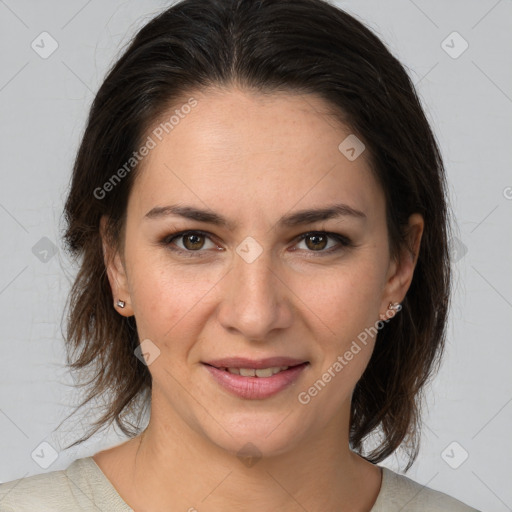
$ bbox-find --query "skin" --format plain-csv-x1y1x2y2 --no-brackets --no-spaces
94,86,424,511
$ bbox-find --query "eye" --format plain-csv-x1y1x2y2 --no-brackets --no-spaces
163,230,219,255
293,232,352,254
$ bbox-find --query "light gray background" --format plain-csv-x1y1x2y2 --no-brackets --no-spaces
0,1,511,510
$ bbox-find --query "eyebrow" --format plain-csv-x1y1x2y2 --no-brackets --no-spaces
144,202,366,230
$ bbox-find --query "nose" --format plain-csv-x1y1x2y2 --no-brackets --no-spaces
216,247,294,342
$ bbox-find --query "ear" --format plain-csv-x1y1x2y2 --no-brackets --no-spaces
379,213,424,319
100,215,134,317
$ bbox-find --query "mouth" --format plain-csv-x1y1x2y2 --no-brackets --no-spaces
202,357,310,400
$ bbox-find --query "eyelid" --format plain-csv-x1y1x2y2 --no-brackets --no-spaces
161,229,353,256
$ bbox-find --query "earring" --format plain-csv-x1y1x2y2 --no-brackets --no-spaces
388,302,401,312
116,299,126,309
379,301,401,321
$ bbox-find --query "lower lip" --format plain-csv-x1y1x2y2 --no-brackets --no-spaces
203,363,309,400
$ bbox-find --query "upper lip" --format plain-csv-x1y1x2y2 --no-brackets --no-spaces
203,357,308,369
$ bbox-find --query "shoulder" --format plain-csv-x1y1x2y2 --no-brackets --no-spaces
0,462,72,512
0,457,133,511
372,466,481,512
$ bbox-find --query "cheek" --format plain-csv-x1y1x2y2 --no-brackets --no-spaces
294,261,384,409
295,258,385,340
126,248,221,341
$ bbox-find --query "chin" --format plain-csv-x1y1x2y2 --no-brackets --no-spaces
196,409,308,461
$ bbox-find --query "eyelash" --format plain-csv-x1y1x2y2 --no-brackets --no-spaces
160,230,353,258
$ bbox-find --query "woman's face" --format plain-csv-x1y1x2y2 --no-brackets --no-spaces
105,87,422,457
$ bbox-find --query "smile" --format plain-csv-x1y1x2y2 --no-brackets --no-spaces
202,361,309,400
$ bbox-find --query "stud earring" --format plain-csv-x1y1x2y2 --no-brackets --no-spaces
379,301,401,321
116,299,126,309
388,302,401,312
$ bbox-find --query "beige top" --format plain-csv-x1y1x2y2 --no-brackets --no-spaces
0,456,480,511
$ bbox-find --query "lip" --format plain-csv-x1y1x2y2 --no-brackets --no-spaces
203,357,307,369
202,360,309,400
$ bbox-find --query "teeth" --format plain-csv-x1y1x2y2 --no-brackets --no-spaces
226,366,289,377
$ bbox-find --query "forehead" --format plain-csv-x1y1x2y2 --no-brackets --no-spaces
129,87,383,224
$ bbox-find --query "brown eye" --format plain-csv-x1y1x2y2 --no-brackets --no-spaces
304,233,328,251
181,232,206,250
163,230,218,254
294,232,352,255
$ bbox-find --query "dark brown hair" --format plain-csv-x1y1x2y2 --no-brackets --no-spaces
61,0,451,471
